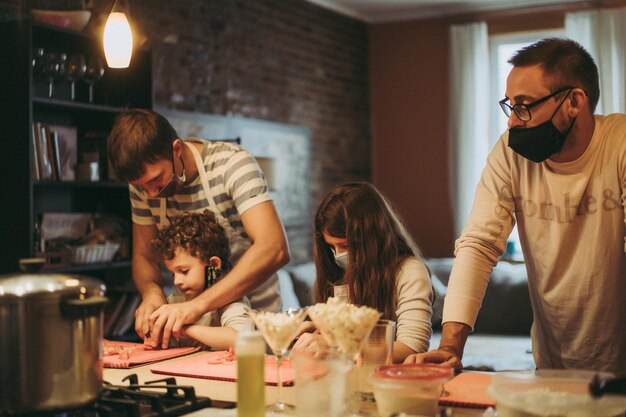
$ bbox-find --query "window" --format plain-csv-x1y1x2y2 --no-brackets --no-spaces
488,29,564,259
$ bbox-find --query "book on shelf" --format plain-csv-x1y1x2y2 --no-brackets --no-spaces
41,124,59,181
31,123,40,181
50,131,62,181
33,121,53,181
32,122,78,182
49,124,77,181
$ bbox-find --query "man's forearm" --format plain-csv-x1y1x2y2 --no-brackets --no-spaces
132,255,165,299
439,321,471,359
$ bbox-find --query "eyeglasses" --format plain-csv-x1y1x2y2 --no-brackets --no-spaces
499,86,573,122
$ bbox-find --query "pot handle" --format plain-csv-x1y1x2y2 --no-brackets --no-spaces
61,295,109,320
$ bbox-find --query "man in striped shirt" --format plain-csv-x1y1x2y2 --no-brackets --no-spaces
108,109,290,349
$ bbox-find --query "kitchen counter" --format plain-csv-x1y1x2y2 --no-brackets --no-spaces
103,351,291,405
103,353,488,417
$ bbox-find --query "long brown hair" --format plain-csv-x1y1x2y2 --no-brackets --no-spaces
313,182,427,320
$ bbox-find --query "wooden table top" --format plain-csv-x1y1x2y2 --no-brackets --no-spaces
103,352,489,417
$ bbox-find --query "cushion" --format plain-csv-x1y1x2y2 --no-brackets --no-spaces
425,257,532,335
277,268,301,310
284,262,317,307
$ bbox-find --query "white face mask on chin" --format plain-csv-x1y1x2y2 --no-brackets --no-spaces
334,251,349,270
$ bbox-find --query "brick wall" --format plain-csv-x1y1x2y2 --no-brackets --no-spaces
9,0,371,263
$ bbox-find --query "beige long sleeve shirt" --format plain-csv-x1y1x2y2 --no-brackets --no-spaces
443,114,626,374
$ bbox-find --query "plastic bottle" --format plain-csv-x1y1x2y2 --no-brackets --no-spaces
236,330,265,417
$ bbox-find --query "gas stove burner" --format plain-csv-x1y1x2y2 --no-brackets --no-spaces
2,375,212,417
96,374,213,417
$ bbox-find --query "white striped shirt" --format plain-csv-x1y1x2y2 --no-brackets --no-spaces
129,138,280,311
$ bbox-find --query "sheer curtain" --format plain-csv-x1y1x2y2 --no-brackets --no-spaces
449,22,490,237
565,7,626,114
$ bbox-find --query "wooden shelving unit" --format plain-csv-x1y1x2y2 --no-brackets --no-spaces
0,19,152,277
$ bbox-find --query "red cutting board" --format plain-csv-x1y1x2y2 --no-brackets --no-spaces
438,372,496,409
150,351,295,386
103,340,200,368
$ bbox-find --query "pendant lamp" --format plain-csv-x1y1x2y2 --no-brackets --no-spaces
103,0,133,68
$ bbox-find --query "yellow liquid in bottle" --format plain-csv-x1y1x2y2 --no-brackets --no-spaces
237,354,265,417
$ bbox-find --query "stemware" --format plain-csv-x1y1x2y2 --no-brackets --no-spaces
247,307,308,414
40,52,66,99
307,297,381,360
84,56,105,103
66,54,86,101
307,298,382,417
32,48,45,77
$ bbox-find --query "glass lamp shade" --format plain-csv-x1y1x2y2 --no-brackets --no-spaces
103,12,133,68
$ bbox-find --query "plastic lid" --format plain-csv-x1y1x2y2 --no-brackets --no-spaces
373,364,454,381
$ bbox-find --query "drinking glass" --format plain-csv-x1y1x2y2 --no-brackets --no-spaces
84,56,105,103
247,307,308,414
355,319,396,414
66,54,86,100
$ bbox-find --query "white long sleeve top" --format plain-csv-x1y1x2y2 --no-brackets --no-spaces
443,114,626,374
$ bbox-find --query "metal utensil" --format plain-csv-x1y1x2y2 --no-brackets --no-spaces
590,374,626,397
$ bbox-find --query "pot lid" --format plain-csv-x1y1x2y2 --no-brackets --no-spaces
0,273,106,298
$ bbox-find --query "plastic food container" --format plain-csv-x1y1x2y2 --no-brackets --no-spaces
488,370,626,417
369,364,454,417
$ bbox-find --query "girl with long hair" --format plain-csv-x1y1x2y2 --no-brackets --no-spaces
293,182,433,362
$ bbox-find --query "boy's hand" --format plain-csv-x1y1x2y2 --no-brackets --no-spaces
148,299,204,349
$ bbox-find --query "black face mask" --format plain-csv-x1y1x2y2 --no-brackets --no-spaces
508,91,575,163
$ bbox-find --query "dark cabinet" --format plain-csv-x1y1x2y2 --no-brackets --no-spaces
0,19,152,275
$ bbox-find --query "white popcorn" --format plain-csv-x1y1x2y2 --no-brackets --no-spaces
251,310,305,353
308,297,381,357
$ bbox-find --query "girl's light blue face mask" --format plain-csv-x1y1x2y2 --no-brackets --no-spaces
334,251,349,269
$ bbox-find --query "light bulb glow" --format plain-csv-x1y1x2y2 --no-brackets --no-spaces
103,12,133,68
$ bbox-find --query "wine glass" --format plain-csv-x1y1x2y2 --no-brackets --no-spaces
40,52,66,99
32,48,45,77
247,307,308,414
84,56,105,103
66,54,86,101
307,298,381,360
307,298,381,416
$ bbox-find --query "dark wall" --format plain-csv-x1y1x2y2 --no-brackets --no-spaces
370,19,455,258
7,0,372,263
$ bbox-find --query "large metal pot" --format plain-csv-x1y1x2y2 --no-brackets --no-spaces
0,273,107,413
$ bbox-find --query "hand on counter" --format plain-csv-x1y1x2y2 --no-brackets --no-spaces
403,347,463,371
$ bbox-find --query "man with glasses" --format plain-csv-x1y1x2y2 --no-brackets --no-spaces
406,38,626,374
108,109,290,349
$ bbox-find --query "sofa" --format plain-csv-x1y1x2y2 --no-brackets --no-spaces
278,257,535,370
278,258,532,333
